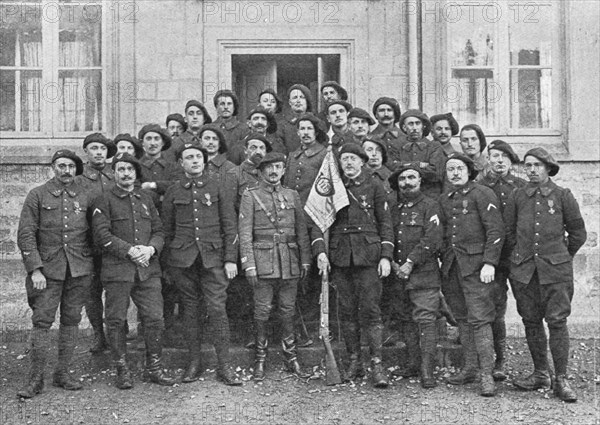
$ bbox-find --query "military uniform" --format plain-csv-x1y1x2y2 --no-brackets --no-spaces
283,143,327,205
206,153,236,183
228,131,287,165
330,127,359,150
92,183,174,387
165,130,201,163
279,111,304,153
367,166,395,206
228,160,262,211
139,155,182,207
214,116,248,151
397,138,446,198
17,168,94,397
368,125,407,171
162,171,240,384
239,177,312,379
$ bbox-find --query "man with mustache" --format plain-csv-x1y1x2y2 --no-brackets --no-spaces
387,165,443,389
162,143,242,385
312,144,394,388
239,152,312,381
479,140,527,381
317,81,348,128
349,108,376,144
327,100,357,149
369,97,406,170
504,148,586,402
17,150,94,398
197,124,236,183
397,110,446,199
166,113,187,139
91,153,175,389
214,90,247,151
439,152,504,397
76,133,117,353
280,84,314,153
459,124,488,179
430,113,459,157
164,101,213,163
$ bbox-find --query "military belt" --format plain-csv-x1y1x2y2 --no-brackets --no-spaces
254,234,296,243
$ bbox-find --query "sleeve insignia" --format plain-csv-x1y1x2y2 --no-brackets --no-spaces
487,203,498,211
93,208,102,216
430,214,440,226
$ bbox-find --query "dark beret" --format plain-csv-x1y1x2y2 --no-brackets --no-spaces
338,143,369,163
138,124,172,151
247,106,278,134
165,113,187,131
446,152,478,181
430,112,459,136
245,133,273,153
326,99,353,114
372,97,401,123
320,81,348,101
184,100,213,124
524,147,560,176
83,133,117,159
258,152,287,170
51,149,84,176
197,124,228,154
488,139,519,164
258,88,283,114
361,138,388,165
460,124,487,152
111,152,142,178
213,90,239,116
175,142,209,163
399,109,432,138
388,164,422,191
113,133,144,159
295,113,328,144
287,84,313,113
348,107,375,126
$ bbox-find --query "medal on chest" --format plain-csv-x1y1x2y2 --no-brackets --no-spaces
462,200,469,215
142,203,150,215
205,193,212,206
548,200,555,214
410,211,418,225
360,195,369,208
73,201,82,215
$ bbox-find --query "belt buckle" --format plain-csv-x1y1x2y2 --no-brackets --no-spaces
273,234,281,243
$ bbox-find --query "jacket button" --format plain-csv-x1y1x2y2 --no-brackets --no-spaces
196,237,200,240
358,227,361,230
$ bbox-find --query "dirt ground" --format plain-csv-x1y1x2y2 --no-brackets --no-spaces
1,334,599,425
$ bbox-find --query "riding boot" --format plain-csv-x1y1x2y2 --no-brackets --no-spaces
419,322,438,388
53,325,83,390
182,326,202,383
474,324,495,397
90,324,108,353
143,327,176,386
107,324,133,389
492,318,507,381
253,320,268,381
392,321,420,378
17,327,49,398
446,321,479,385
213,320,242,386
366,324,388,388
514,325,551,390
342,322,364,381
281,334,311,378
549,324,576,402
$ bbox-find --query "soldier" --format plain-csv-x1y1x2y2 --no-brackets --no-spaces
258,88,283,116
327,99,356,149
165,101,213,163
348,108,376,143
280,84,314,153
504,148,586,402
312,144,394,388
459,124,488,178
388,165,443,388
430,113,459,157
76,133,117,353
213,90,247,150
91,153,175,389
283,113,328,204
114,133,144,159
361,138,394,205
439,152,504,397
17,150,94,398
397,110,446,198
166,113,187,138
239,152,312,380
198,124,236,183
162,143,242,386
317,80,348,126
479,140,527,381
369,97,406,170
229,106,285,165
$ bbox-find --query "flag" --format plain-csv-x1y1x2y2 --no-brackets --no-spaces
304,149,349,232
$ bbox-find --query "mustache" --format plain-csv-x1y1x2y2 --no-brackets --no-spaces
61,174,73,178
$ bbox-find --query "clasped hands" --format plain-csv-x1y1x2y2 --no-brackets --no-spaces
128,245,155,267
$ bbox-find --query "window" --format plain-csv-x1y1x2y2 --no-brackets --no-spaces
0,0,104,135
422,1,564,136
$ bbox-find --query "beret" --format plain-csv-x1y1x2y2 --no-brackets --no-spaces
165,113,187,131
258,88,283,113
175,142,209,163
295,113,328,144
51,149,84,176
372,97,401,123
184,100,213,124
446,152,478,181
320,81,348,101
326,99,353,114
460,124,487,152
83,133,117,159
247,106,278,134
361,138,388,165
388,165,422,191
113,133,144,159
245,133,273,153
287,84,313,113
488,139,519,164
339,143,369,163
399,109,432,138
198,124,228,154
258,152,287,170
348,107,375,126
111,152,142,178
430,112,459,136
524,147,560,176
213,90,239,116
138,124,172,151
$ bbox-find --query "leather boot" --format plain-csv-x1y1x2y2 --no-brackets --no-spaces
17,327,49,398
342,322,364,381
53,326,83,390
253,320,268,381
366,324,388,388
447,321,479,385
554,375,577,402
419,322,438,389
514,325,551,390
107,324,133,389
392,322,420,378
281,334,311,378
371,358,389,388
474,325,495,397
143,327,176,386
492,318,507,381
213,320,242,386
90,325,108,353
182,326,202,383
115,356,133,390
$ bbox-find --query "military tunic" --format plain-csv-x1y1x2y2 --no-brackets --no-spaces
283,143,327,205
164,130,201,163
368,125,407,171
397,138,446,199
214,117,248,151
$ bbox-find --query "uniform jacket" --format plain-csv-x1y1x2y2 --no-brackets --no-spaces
228,160,262,211
279,111,303,153
92,185,164,282
438,181,505,277
206,153,236,184
440,141,457,157
239,181,311,279
75,163,114,200
214,117,247,151
367,166,396,206
330,127,359,150
392,192,443,290
368,125,407,171
312,170,394,267
504,179,586,285
161,173,238,269
165,130,201,163
17,178,94,280
227,131,288,165
397,138,446,198
283,143,327,205
139,155,182,195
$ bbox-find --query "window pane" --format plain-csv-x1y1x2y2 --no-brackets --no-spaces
0,2,42,66
449,70,498,129
510,68,552,128
59,4,102,67
1,70,16,130
58,69,102,132
448,5,495,66
509,4,554,66
20,70,42,131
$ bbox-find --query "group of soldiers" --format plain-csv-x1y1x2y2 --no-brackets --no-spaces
16,81,586,404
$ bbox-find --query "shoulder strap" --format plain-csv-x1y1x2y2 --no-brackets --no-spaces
250,190,281,231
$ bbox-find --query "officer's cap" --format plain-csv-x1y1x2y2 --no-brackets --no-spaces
257,152,287,170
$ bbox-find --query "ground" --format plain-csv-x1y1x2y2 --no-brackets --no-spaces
1,334,598,425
